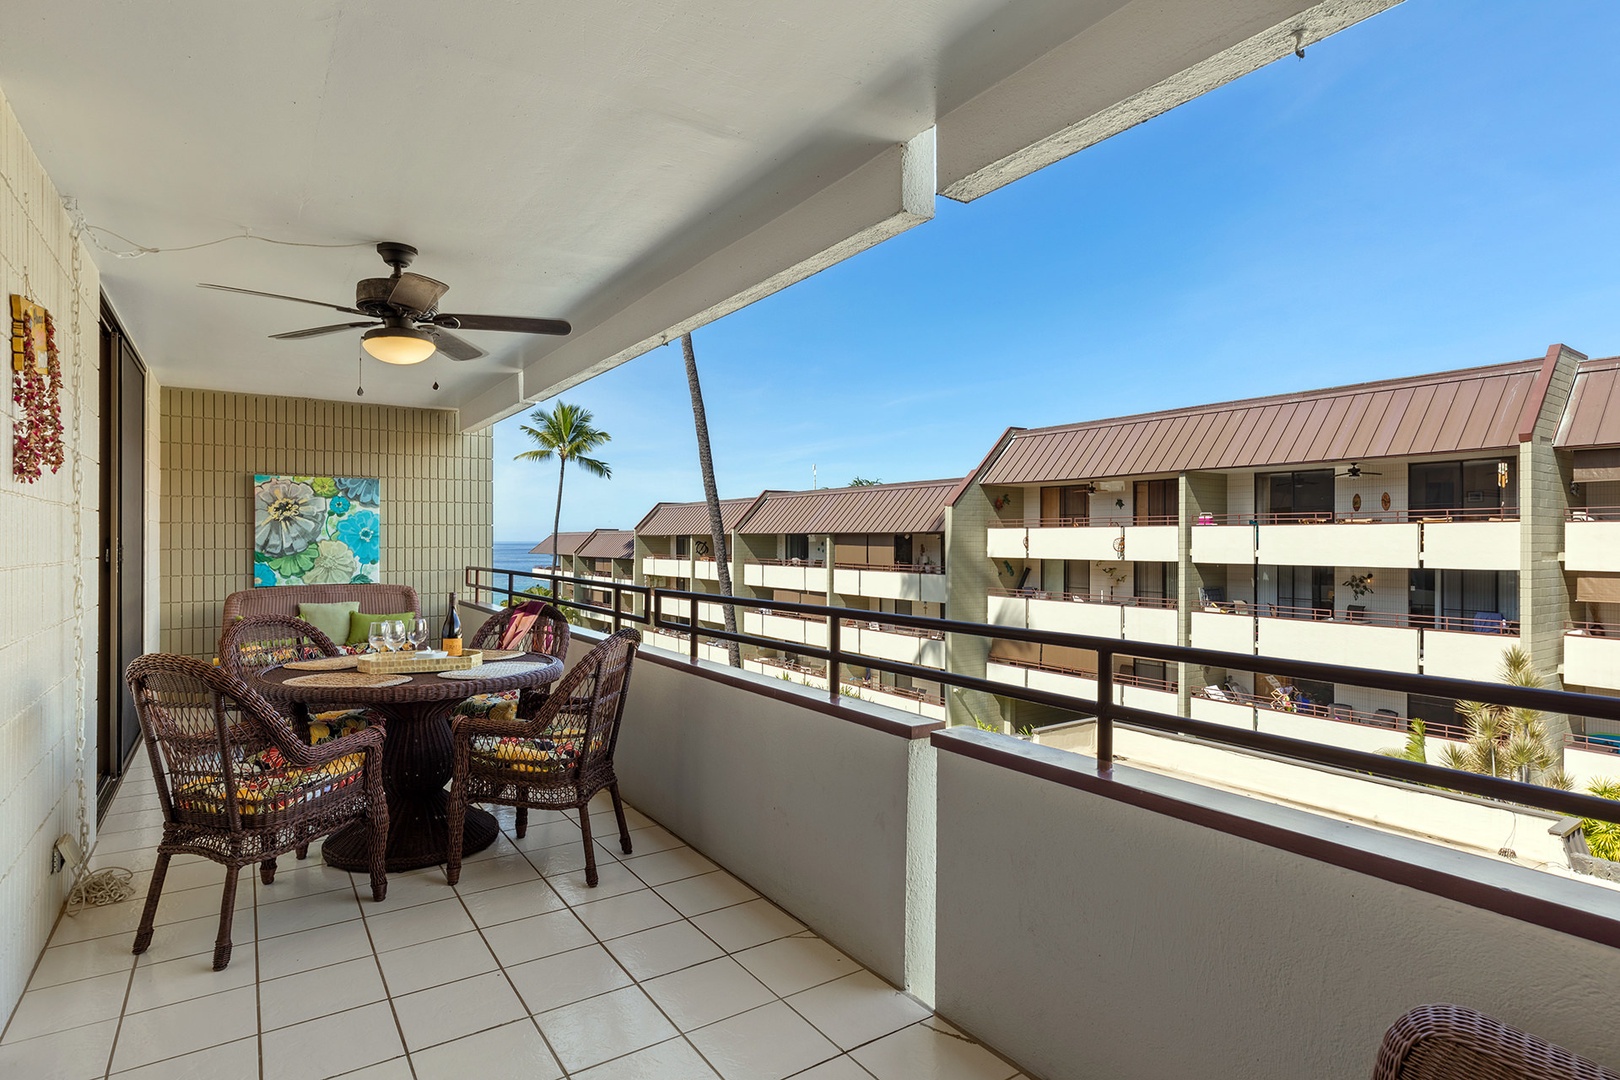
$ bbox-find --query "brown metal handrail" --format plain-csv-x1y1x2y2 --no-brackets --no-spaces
1567,733,1620,756
832,560,946,575
470,564,1620,828
995,514,1179,528
840,619,946,640
745,557,827,567
1567,506,1620,522
1566,620,1620,636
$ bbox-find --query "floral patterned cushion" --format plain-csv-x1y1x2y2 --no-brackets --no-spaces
171,745,365,819
468,733,579,774
307,709,373,745
453,691,520,720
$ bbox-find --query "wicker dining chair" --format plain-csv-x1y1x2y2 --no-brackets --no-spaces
125,654,389,969
469,600,571,663
1372,1004,1618,1080
219,613,383,857
446,628,640,887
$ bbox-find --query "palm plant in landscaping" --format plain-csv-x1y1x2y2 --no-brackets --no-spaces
1442,646,1571,789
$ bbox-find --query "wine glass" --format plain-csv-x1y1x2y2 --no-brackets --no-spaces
367,623,386,654
383,619,405,652
409,618,429,651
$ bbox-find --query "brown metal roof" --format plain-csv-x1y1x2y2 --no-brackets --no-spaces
575,529,635,559
738,478,959,535
976,359,1545,486
635,496,763,537
531,532,591,556
1557,357,1620,450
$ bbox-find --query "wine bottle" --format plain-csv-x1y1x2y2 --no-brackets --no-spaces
442,592,463,656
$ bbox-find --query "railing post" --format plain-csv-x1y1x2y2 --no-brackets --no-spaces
1096,646,1114,773
828,616,841,705
612,584,622,633
647,587,660,635
689,595,699,665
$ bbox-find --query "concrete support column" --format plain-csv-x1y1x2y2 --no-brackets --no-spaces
1177,471,1229,714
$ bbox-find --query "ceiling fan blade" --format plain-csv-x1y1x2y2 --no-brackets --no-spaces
270,321,378,340
388,272,449,314
431,313,571,336
198,282,364,315
423,327,487,361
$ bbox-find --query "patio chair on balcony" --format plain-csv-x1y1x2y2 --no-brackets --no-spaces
447,628,641,888
1371,1003,1618,1079
125,655,388,969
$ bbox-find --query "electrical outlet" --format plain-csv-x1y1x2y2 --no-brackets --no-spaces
52,834,83,875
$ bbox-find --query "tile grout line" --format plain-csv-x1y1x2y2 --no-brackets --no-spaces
253,868,264,1080
351,862,422,1080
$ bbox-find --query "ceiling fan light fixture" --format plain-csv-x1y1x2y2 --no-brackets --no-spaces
361,326,437,365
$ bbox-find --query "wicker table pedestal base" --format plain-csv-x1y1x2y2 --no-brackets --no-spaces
320,699,500,873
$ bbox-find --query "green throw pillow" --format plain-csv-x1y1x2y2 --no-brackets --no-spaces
297,601,360,643
347,610,418,645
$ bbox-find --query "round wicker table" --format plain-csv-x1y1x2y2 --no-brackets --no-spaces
255,654,565,873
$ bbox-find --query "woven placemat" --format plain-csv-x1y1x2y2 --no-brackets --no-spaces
285,655,360,672
480,649,528,661
285,672,412,689
437,661,546,680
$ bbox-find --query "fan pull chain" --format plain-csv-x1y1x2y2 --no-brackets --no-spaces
356,352,365,397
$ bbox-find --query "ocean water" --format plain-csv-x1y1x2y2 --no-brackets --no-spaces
489,541,551,593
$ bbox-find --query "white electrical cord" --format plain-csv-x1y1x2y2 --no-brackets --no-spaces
61,197,374,260
63,221,135,914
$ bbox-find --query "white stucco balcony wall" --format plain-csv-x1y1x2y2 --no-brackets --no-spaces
1257,523,1421,569
1564,631,1620,692
1421,521,1520,570
1566,520,1620,573
1191,610,1255,656
1028,597,1122,639
644,556,686,578
1122,524,1178,563
1026,527,1123,562
986,527,1028,560
987,593,1028,628
834,567,948,603
1423,630,1520,682
1191,524,1254,564
1123,604,1178,646
1256,616,1420,673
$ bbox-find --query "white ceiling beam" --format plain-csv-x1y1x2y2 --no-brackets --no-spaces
458,128,936,431
937,0,1402,202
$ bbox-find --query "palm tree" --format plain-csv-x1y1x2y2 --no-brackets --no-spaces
680,334,740,667
1442,645,1570,788
514,402,611,593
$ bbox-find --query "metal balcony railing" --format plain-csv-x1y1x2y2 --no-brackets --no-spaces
465,565,1620,828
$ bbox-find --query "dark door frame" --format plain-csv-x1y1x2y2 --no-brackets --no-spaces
96,297,147,816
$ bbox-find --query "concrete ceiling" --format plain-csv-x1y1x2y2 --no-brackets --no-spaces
1,0,1396,429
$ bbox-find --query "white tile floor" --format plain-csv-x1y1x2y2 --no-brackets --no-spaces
1,754,1027,1080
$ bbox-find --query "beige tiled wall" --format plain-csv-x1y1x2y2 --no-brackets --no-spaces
0,87,103,1025
159,388,493,657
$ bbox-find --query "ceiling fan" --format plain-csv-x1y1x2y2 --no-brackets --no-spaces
199,242,570,364
1335,462,1383,479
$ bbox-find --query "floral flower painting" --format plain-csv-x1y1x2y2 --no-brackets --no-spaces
252,475,380,587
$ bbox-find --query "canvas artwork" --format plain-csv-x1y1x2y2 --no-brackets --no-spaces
252,475,381,587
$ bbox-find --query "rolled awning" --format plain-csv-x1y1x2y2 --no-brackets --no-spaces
1574,449,1620,483
1575,574,1620,604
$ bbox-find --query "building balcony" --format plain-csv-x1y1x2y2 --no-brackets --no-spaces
842,621,946,668
993,590,1179,646
643,555,687,578
986,517,1178,563
832,563,947,604
693,556,722,581
1256,607,1420,673
1566,622,1620,691
1567,511,1620,572
1566,733,1620,785
1190,608,1255,655
21,573,1620,1079
742,559,824,592
742,608,829,647
1190,513,1519,570
1422,624,1522,681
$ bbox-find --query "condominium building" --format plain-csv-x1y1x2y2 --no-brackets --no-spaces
731,479,955,718
944,344,1619,782
634,496,766,661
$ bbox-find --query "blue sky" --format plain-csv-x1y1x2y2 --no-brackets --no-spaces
493,0,1620,543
